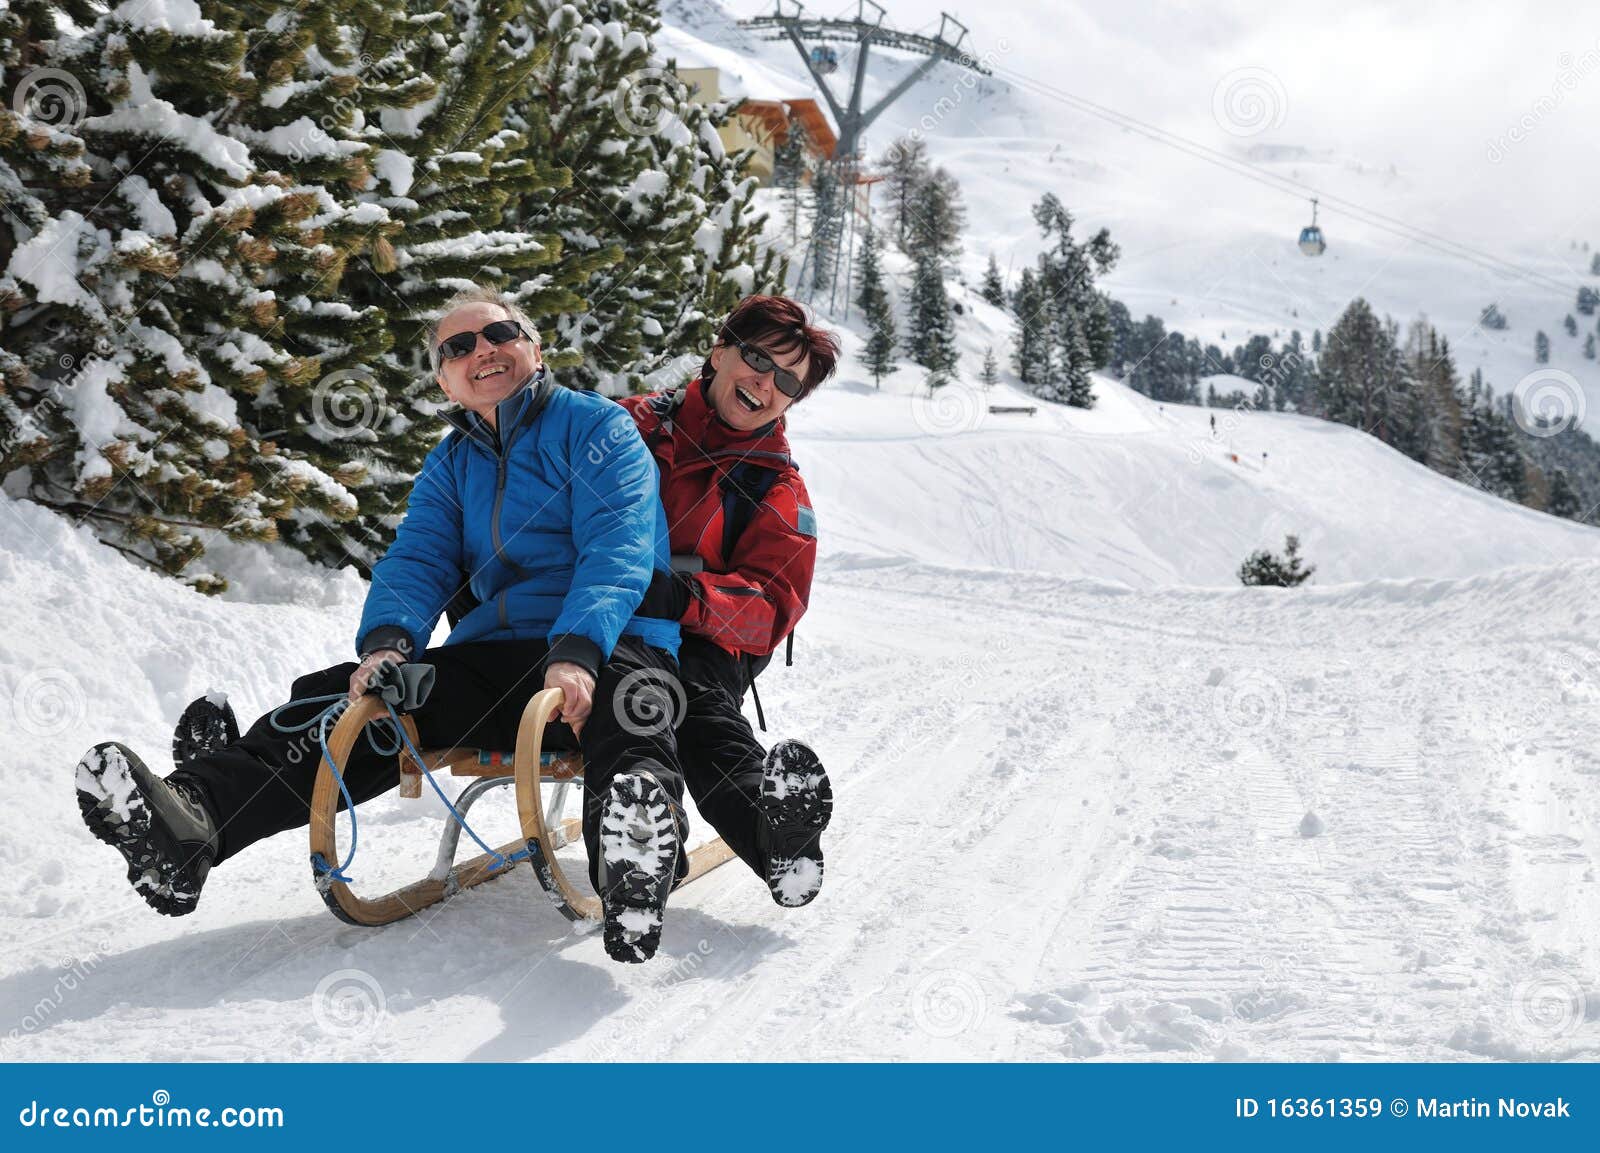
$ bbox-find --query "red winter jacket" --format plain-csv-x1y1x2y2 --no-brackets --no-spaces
618,378,816,658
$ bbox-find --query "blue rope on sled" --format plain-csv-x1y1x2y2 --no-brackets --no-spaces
272,692,528,886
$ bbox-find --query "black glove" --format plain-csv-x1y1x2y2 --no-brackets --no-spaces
641,568,695,620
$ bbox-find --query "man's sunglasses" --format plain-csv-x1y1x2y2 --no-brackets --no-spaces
437,319,529,363
727,336,805,399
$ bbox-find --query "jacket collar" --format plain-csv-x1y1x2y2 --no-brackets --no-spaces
441,366,553,454
676,375,789,455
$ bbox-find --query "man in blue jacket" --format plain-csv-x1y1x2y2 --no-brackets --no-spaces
75,288,689,964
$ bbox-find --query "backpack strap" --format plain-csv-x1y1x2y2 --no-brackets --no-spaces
719,459,783,562
644,387,687,454
718,461,800,695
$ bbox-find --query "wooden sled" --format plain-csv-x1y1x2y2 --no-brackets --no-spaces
309,687,736,927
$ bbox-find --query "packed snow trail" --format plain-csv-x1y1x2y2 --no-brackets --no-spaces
3,483,1598,1060
4,361,1600,1061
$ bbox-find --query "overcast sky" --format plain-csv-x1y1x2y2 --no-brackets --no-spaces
723,0,1600,249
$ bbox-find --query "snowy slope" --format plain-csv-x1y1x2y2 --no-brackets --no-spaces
4,352,1600,1060
795,361,1600,589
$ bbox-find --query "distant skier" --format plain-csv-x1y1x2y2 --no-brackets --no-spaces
76,287,695,963
1210,413,1217,436
620,294,839,908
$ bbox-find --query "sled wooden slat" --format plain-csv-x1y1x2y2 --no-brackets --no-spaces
684,837,738,879
310,688,738,928
399,746,585,780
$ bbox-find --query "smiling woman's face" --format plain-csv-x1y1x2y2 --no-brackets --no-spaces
434,302,540,419
706,338,809,433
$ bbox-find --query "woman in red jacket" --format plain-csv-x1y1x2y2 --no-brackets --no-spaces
622,295,838,908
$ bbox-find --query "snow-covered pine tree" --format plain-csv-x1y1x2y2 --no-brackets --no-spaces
771,116,807,247
1405,320,1463,471
1315,298,1426,459
879,134,928,252
0,0,93,469
1103,295,1132,375
979,253,1004,307
1535,330,1550,363
224,0,486,571
916,168,965,261
804,160,842,296
1455,371,1528,501
1083,287,1116,373
493,0,770,394
1564,314,1578,337
1050,300,1096,408
979,344,999,388
1234,333,1273,388
1272,329,1312,412
1480,302,1508,329
1586,333,1596,360
1238,534,1315,587
1009,265,1047,385
1546,467,1581,519
1578,287,1600,316
855,220,895,387
1025,193,1116,409
2,0,401,580
905,245,957,388
901,179,957,388
1122,314,1195,402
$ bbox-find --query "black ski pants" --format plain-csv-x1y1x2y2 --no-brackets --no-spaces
673,636,773,878
174,636,687,889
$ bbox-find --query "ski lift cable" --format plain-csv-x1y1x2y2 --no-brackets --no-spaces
989,61,1581,296
983,62,1514,267
696,14,1575,296
985,61,1584,299
709,18,1574,295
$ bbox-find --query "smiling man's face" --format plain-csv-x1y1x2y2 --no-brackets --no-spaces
435,302,541,422
706,338,808,433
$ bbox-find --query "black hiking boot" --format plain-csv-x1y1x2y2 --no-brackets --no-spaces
598,771,681,964
760,740,832,908
75,742,220,917
171,692,239,771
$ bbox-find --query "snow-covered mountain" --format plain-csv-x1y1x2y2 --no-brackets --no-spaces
674,0,1600,434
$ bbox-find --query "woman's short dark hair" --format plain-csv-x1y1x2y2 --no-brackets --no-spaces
702,295,841,400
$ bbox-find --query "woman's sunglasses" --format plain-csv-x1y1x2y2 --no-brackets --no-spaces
437,319,529,363
727,336,805,398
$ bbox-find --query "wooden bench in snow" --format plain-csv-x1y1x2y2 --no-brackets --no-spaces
988,404,1037,415
308,687,735,927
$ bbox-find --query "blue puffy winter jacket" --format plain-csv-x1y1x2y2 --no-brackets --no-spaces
355,369,679,677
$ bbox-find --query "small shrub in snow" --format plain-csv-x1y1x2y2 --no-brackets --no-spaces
1238,534,1316,588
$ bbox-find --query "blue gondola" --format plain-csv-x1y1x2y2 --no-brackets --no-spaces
810,46,838,74
1298,198,1326,256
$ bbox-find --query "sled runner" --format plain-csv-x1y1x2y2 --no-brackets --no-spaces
308,686,736,927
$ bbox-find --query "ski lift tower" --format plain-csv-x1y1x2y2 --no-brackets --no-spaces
740,1,991,162
740,1,991,305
